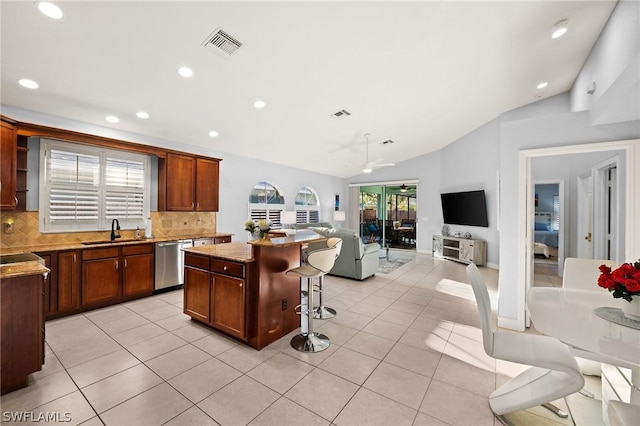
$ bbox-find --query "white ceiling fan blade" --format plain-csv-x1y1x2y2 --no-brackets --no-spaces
371,162,395,168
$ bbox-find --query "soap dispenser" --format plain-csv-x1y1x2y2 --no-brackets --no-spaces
135,226,142,239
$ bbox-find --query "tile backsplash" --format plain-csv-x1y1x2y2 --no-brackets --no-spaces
0,211,217,249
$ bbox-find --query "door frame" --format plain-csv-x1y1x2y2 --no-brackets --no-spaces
518,139,639,330
593,156,621,260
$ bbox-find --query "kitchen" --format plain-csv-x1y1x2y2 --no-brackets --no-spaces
0,117,237,394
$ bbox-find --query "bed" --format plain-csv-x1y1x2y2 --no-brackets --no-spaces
533,212,558,256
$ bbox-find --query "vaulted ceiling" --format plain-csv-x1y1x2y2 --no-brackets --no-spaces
0,1,617,177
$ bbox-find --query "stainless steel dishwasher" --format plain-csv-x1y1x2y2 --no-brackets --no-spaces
154,239,193,291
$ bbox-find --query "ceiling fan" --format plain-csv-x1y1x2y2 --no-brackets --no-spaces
362,133,395,173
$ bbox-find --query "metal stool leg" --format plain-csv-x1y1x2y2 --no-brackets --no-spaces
291,276,330,352
313,275,336,319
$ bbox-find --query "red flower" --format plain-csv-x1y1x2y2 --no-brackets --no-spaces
598,260,640,301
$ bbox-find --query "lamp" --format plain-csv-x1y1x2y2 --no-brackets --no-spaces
399,184,408,193
333,210,346,227
281,211,297,234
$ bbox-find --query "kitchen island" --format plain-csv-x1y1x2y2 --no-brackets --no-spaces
1,253,50,395
182,230,325,349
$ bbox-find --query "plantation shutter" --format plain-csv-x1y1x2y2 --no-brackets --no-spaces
105,157,145,220
47,148,100,224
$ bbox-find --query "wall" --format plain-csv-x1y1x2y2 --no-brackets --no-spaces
534,183,557,213
2,105,346,246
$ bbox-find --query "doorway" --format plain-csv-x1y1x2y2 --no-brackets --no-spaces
518,139,639,330
358,183,417,251
533,181,563,285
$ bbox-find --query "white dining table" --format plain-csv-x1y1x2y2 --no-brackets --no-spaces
527,287,640,405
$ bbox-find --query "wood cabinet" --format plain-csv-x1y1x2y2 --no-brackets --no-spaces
195,157,219,211
81,243,154,308
211,260,246,339
0,120,17,210
184,255,211,323
82,247,121,306
184,252,249,341
1,271,45,395
58,251,80,311
160,153,220,212
432,235,486,266
122,244,154,297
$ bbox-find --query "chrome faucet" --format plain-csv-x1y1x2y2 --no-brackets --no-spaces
110,218,121,241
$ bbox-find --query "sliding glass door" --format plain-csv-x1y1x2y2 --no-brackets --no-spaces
359,183,417,250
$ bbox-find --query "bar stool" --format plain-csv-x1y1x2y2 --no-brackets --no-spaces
313,237,342,320
286,245,339,352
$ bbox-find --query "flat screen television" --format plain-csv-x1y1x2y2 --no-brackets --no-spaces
440,190,489,227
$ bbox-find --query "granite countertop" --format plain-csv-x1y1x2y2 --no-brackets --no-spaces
184,242,254,263
0,233,234,256
0,253,50,279
247,229,326,248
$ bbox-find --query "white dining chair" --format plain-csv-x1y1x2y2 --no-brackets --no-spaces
562,257,617,396
607,400,640,426
466,264,585,421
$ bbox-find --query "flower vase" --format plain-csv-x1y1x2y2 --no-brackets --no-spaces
260,231,270,241
621,297,640,321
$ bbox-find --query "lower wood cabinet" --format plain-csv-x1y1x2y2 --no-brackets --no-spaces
39,243,154,319
1,272,45,395
82,247,121,306
184,253,250,341
212,273,245,338
184,265,211,323
122,245,154,297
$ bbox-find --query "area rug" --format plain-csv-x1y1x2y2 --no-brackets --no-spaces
378,257,412,274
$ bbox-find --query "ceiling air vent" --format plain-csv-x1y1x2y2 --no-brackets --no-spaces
202,27,243,56
331,109,351,119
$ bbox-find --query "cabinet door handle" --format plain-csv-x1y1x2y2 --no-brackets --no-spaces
115,260,119,269
73,253,76,263
14,196,18,206
239,283,243,287
124,259,128,268
196,201,200,209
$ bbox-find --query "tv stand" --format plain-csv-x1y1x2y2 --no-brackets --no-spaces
432,235,486,266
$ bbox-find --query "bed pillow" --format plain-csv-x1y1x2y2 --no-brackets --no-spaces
535,222,548,231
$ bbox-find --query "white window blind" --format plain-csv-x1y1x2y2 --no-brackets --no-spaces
48,149,100,223
105,157,145,220
40,139,150,233
248,206,283,229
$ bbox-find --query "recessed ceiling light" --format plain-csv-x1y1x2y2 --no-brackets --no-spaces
551,19,568,39
253,100,266,109
105,115,120,123
208,131,219,138
178,66,193,78
136,111,149,119
18,79,39,89
37,1,63,19
536,81,548,89
362,167,372,174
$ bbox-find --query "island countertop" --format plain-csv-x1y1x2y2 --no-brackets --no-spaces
247,229,326,247
183,242,253,263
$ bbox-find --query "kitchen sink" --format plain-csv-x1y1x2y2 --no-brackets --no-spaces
81,239,139,245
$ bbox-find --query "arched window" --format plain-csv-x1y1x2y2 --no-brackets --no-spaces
294,186,320,223
248,181,285,228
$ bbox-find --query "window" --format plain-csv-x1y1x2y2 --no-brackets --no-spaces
247,181,285,228
40,139,150,233
294,186,320,223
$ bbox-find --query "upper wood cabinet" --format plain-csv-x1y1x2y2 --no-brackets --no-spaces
0,121,17,210
159,153,220,211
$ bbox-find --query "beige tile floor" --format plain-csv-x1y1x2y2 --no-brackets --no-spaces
1,252,593,426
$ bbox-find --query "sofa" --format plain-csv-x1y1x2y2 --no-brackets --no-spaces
303,228,380,280
289,222,332,230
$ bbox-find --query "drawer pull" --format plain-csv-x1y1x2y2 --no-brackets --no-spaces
223,266,228,271
239,283,242,287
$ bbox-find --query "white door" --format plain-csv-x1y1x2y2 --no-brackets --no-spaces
577,172,594,259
